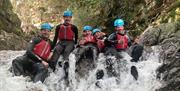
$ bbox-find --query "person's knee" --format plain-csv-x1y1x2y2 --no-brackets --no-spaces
54,45,63,54
12,58,21,67
12,59,17,66
65,46,74,53
96,69,104,80
66,43,75,52
63,47,74,59
42,68,48,74
12,58,25,76
33,63,47,72
33,68,48,83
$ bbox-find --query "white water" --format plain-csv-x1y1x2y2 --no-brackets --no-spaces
0,46,162,91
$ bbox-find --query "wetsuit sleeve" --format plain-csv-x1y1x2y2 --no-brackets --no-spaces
52,24,60,49
49,39,53,50
126,35,132,47
108,33,118,44
102,34,108,40
72,25,78,44
26,37,42,62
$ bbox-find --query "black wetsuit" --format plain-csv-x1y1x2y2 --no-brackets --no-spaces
129,43,144,62
103,32,130,59
75,43,98,63
50,23,78,79
12,36,52,83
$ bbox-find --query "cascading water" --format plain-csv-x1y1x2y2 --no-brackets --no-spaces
0,46,162,91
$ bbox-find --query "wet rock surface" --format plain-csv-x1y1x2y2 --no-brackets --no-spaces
140,22,180,91
0,0,27,50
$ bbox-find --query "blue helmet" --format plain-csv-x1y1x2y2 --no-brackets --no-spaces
41,23,52,31
92,28,101,35
63,10,73,17
83,25,92,31
114,19,124,27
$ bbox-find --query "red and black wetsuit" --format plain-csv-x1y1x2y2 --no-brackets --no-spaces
26,37,52,62
75,35,98,62
12,36,52,83
50,23,78,71
52,24,78,49
95,34,108,53
107,32,131,51
103,32,131,59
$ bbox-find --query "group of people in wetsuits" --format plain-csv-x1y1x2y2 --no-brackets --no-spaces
11,10,143,84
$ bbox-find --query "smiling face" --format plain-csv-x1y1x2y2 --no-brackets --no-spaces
40,29,51,39
115,26,125,35
134,36,140,43
63,16,72,24
85,30,92,35
94,31,101,38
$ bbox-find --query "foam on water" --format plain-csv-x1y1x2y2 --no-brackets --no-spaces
0,46,162,91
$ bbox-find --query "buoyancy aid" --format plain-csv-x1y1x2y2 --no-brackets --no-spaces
33,39,51,60
97,39,105,51
79,35,96,45
115,34,128,49
58,24,74,40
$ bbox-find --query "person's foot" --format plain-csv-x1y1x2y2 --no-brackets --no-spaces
58,61,62,67
96,70,104,80
131,66,138,80
64,61,69,69
63,61,69,79
95,81,102,88
64,79,69,87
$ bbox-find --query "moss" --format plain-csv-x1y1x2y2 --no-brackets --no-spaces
129,28,144,38
0,40,8,50
155,0,164,7
0,0,28,50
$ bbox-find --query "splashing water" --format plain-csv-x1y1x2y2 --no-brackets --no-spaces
0,46,162,91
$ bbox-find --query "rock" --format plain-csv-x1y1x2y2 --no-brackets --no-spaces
0,30,27,50
141,22,180,91
140,26,161,46
0,0,27,50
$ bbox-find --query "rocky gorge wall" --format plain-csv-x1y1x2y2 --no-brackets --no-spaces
140,22,180,91
0,0,180,90
0,0,27,50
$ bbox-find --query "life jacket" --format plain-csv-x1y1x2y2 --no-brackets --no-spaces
33,39,51,60
58,24,74,41
97,39,105,51
80,35,96,45
115,34,128,49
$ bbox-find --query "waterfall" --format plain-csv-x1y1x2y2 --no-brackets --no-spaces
0,46,162,91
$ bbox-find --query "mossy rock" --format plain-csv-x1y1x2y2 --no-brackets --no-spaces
158,22,180,43
0,0,28,50
0,31,27,50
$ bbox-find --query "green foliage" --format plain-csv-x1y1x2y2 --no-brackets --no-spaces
129,28,144,38
156,1,180,23
9,0,179,38
155,0,164,7
68,0,107,28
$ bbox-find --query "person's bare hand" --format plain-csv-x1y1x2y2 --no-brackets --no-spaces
42,61,49,68
79,40,85,45
118,39,123,44
47,52,53,61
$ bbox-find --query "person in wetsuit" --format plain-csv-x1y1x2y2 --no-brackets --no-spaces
49,10,78,80
12,23,53,83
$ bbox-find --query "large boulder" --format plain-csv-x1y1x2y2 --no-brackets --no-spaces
0,0,27,50
140,22,180,91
